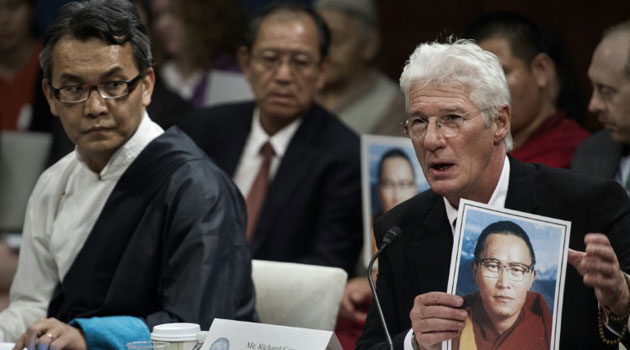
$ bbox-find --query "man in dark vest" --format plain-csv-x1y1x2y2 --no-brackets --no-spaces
0,1,256,348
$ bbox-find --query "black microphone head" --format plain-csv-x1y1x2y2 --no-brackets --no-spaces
382,226,402,246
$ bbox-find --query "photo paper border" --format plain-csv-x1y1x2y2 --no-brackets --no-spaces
444,199,571,350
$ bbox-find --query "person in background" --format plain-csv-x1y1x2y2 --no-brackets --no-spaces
356,38,630,350
0,1,256,348
151,0,253,108
129,0,191,130
572,20,630,195
466,12,589,168
314,0,407,136
182,3,362,276
0,0,41,130
0,0,43,314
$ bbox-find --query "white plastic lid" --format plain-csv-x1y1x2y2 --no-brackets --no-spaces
151,323,201,341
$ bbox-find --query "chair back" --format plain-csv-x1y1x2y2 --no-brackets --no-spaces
251,259,348,331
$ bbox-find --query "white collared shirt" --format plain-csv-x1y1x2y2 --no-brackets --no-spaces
404,155,511,349
232,109,302,197
0,113,163,342
615,154,630,193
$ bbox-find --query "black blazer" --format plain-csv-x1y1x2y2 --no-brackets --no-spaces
182,101,363,275
357,156,630,349
572,129,625,181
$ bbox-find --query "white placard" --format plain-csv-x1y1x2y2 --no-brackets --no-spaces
202,319,342,350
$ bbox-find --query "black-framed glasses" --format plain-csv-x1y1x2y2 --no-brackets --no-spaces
251,50,320,75
402,108,493,140
49,71,146,103
475,257,534,282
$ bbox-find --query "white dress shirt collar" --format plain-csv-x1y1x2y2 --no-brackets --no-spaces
232,109,302,196
248,108,302,158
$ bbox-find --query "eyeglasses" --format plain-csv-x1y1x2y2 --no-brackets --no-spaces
251,50,320,75
475,257,533,282
379,180,416,190
402,108,493,140
49,71,146,103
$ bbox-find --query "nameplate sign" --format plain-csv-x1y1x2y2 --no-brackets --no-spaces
202,319,342,350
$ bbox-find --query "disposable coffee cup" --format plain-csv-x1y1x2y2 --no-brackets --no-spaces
151,323,200,350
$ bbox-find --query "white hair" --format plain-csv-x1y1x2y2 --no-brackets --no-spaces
399,38,513,151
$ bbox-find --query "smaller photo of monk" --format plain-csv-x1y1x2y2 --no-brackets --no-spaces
360,135,429,267
447,200,571,350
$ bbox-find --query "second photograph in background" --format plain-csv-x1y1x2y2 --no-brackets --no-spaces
360,134,429,266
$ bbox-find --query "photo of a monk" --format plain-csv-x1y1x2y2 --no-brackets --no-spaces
456,221,552,350
374,148,418,217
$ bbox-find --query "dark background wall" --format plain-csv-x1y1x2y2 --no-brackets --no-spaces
374,0,630,130
38,0,629,130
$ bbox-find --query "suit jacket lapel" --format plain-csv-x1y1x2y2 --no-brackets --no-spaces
599,131,624,179
505,156,539,213
410,196,453,294
250,105,324,252
221,104,254,176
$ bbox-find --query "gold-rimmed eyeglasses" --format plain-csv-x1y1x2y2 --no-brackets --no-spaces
402,107,493,140
49,71,146,103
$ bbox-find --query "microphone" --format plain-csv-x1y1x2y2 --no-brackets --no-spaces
367,226,401,350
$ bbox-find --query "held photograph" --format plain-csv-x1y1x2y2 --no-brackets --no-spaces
446,200,571,350
360,135,429,267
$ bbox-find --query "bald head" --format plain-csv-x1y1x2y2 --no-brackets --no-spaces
588,21,630,144
601,21,630,79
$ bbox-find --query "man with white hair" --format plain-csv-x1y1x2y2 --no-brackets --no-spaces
357,38,630,350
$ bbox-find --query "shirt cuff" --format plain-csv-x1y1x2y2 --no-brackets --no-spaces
404,329,414,350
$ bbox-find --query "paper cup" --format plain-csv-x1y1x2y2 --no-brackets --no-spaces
151,323,200,350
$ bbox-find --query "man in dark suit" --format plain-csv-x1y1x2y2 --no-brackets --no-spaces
182,3,362,275
572,21,630,191
357,38,630,350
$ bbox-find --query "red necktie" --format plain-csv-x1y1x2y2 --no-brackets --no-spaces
245,141,275,241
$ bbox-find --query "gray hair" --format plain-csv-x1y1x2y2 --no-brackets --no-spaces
399,38,513,151
602,20,630,80
40,0,152,80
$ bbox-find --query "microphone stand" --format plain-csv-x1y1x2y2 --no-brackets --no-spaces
367,227,401,350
